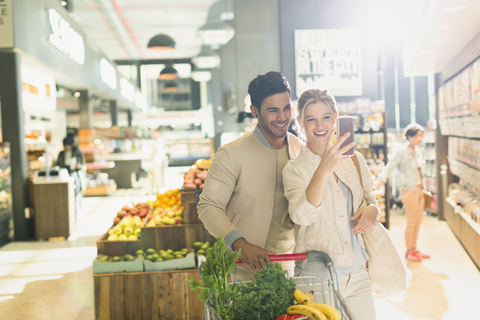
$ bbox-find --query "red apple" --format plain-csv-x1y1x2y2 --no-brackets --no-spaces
113,216,121,225
124,213,132,217
130,208,139,215
174,217,183,224
122,205,131,211
116,210,126,218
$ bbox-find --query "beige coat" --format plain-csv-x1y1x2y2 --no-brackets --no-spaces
283,147,379,267
198,126,303,280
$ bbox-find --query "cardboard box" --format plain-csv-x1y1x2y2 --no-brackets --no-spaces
144,252,195,272
93,257,144,274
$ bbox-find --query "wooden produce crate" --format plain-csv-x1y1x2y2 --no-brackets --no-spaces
93,269,204,320
141,224,215,251
96,233,142,257
85,183,117,196
180,190,202,224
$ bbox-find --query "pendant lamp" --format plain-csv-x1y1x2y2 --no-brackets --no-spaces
159,65,179,80
164,81,179,92
147,34,176,50
192,46,221,69
197,21,235,46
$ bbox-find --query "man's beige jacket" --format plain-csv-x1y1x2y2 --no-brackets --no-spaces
198,126,303,280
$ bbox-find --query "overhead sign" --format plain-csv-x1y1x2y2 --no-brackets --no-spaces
0,0,14,48
294,29,362,97
21,64,56,113
46,8,85,65
100,58,117,90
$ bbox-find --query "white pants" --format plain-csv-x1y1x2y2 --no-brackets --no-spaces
337,264,376,320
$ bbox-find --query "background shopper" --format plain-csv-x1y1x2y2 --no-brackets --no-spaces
376,123,429,261
283,88,380,320
198,71,303,281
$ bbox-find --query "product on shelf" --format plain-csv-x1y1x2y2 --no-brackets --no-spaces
107,215,142,241
183,158,211,190
146,189,183,226
139,247,191,262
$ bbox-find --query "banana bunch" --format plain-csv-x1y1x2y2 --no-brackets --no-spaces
293,289,315,306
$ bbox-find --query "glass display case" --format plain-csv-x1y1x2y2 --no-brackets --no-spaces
0,142,12,246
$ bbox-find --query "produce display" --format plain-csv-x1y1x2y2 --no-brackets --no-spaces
136,248,190,262
182,158,211,190
107,215,142,241
146,189,183,226
96,254,139,263
112,201,151,225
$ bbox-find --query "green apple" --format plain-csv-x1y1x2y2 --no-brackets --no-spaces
135,249,144,256
113,226,122,236
124,226,133,236
118,234,128,240
134,228,141,237
127,235,138,241
107,234,118,241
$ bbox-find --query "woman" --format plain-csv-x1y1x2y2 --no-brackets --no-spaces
376,123,428,261
283,89,379,319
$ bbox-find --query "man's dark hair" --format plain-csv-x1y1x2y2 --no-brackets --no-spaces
63,136,75,146
404,123,424,140
248,71,291,111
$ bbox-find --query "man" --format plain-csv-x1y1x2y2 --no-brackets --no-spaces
198,71,303,280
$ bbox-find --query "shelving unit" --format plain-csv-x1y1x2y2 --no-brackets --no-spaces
342,111,390,228
0,142,12,247
423,128,437,215
437,57,480,270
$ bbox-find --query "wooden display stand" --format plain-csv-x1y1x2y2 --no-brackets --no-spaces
94,269,204,320
93,190,212,319
85,183,117,196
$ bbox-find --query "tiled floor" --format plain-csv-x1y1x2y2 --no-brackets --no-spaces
0,167,479,319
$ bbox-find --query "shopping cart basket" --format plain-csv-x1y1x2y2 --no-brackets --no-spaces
202,251,356,320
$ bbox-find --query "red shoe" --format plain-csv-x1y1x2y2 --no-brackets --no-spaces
415,250,431,259
405,251,423,261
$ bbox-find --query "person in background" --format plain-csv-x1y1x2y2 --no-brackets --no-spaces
198,71,303,281
376,123,428,261
151,128,167,193
283,88,379,319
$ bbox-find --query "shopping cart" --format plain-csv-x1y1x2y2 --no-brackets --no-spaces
203,251,356,320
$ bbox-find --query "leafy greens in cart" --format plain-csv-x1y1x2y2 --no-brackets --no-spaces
233,263,296,320
188,235,241,320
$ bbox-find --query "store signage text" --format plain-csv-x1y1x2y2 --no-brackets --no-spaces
47,9,85,65
100,58,117,90
120,78,135,102
294,29,362,97
0,0,14,48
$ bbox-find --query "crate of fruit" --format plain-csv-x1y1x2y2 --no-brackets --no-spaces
92,254,144,274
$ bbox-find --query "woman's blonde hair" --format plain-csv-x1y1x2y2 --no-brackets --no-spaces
296,88,338,140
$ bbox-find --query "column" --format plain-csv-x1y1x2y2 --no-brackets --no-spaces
415,76,429,127
110,100,118,126
397,50,411,128
0,52,30,240
79,89,93,129
127,110,132,127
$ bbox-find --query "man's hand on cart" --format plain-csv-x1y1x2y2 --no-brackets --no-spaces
232,238,275,272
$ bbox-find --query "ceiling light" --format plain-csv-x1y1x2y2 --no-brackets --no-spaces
74,91,81,97
159,66,179,80
444,6,467,12
164,82,179,92
430,39,443,44
197,21,235,46
435,25,452,30
191,70,212,82
147,34,176,50
61,1,67,6
192,46,221,69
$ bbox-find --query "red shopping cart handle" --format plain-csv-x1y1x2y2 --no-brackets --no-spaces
235,253,307,265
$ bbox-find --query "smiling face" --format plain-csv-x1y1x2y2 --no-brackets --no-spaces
251,91,292,149
301,101,336,150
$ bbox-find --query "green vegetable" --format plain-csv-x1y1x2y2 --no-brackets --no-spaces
233,263,296,320
188,235,241,320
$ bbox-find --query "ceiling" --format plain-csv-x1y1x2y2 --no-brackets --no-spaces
69,0,222,62
402,0,480,77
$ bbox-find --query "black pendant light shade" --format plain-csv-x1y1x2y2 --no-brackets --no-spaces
159,66,179,80
164,81,179,92
147,34,176,50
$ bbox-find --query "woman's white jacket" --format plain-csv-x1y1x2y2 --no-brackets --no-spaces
283,146,380,267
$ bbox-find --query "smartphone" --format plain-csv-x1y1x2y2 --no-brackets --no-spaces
336,116,355,156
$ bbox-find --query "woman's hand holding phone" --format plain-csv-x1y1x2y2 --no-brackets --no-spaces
319,125,356,176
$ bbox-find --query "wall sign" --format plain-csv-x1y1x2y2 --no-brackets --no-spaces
100,58,117,90
0,0,14,48
46,8,85,65
294,29,362,97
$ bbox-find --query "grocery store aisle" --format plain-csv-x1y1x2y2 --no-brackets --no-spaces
0,167,479,320
374,209,480,320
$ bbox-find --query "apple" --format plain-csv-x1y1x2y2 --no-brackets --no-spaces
113,226,122,235
128,235,138,241
116,210,126,218
113,216,121,225
174,217,183,224
122,205,131,212
118,234,128,240
108,234,118,241
130,208,139,215
124,213,132,218
124,226,133,236
134,228,141,237
166,211,175,218
175,210,183,217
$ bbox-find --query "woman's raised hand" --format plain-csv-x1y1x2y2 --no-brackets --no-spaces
319,126,356,175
